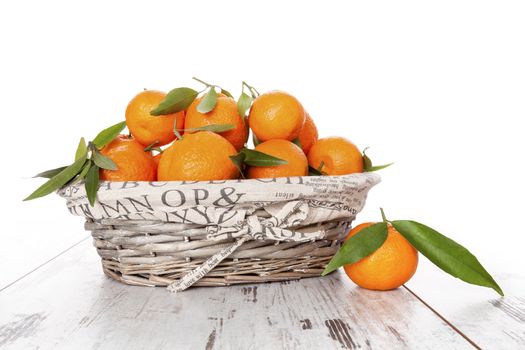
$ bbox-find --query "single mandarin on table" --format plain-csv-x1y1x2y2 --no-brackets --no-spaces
307,137,363,175
248,91,306,142
246,139,308,179
297,112,318,154
99,134,157,181
157,131,239,181
343,223,419,291
126,90,185,147
185,94,248,151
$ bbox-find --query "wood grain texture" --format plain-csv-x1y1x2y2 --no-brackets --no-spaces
0,240,473,349
406,259,525,349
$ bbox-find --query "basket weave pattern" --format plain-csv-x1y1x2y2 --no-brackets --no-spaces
87,218,350,288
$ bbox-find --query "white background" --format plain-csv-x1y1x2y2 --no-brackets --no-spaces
1,0,524,294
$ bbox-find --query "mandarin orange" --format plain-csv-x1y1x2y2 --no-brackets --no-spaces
185,95,248,151
126,90,185,147
248,91,305,142
157,131,239,181
246,139,308,179
343,223,419,291
99,135,157,181
307,137,363,175
297,112,318,154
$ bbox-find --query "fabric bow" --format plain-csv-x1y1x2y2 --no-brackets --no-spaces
168,200,326,292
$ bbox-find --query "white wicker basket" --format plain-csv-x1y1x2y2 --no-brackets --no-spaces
59,173,380,292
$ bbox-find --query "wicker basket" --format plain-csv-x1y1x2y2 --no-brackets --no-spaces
61,173,380,292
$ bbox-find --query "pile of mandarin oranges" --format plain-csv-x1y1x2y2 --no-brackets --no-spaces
101,87,365,183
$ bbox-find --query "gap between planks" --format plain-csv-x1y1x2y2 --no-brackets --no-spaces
402,285,481,350
0,236,90,293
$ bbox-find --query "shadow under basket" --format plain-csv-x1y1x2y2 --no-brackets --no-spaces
86,218,350,288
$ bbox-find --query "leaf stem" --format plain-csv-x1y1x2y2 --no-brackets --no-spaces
192,77,214,87
242,81,260,98
380,207,388,223
144,141,160,152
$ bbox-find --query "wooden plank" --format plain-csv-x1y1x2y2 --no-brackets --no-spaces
0,190,90,290
406,259,525,349
0,240,473,350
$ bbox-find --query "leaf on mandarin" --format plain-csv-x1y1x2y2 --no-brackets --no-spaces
92,150,117,170
197,88,218,113
241,148,288,167
362,147,393,172
237,92,253,119
144,141,160,152
392,220,504,296
229,153,246,178
322,222,388,276
78,161,92,179
362,147,372,170
75,137,87,161
85,165,100,206
33,166,68,179
24,155,87,201
92,121,126,149
150,87,198,116
220,88,233,98
182,124,235,133
308,166,324,176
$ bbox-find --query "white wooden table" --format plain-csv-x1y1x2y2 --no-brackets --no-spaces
0,237,524,349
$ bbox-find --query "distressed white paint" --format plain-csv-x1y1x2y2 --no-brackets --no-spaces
407,259,525,349
0,188,89,290
0,240,472,349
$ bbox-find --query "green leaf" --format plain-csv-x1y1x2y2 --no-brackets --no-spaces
242,81,260,98
75,137,87,160
322,223,388,275
144,141,159,152
85,165,100,206
367,163,394,171
237,92,253,118
362,148,393,172
197,88,218,113
33,166,68,179
241,148,288,167
229,153,246,178
392,220,504,296
308,166,324,176
92,150,117,170
362,147,372,170
78,161,92,179
182,124,235,133
309,161,326,176
292,138,302,148
220,88,233,98
150,87,198,115
92,121,126,149
252,134,261,147
24,155,87,201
